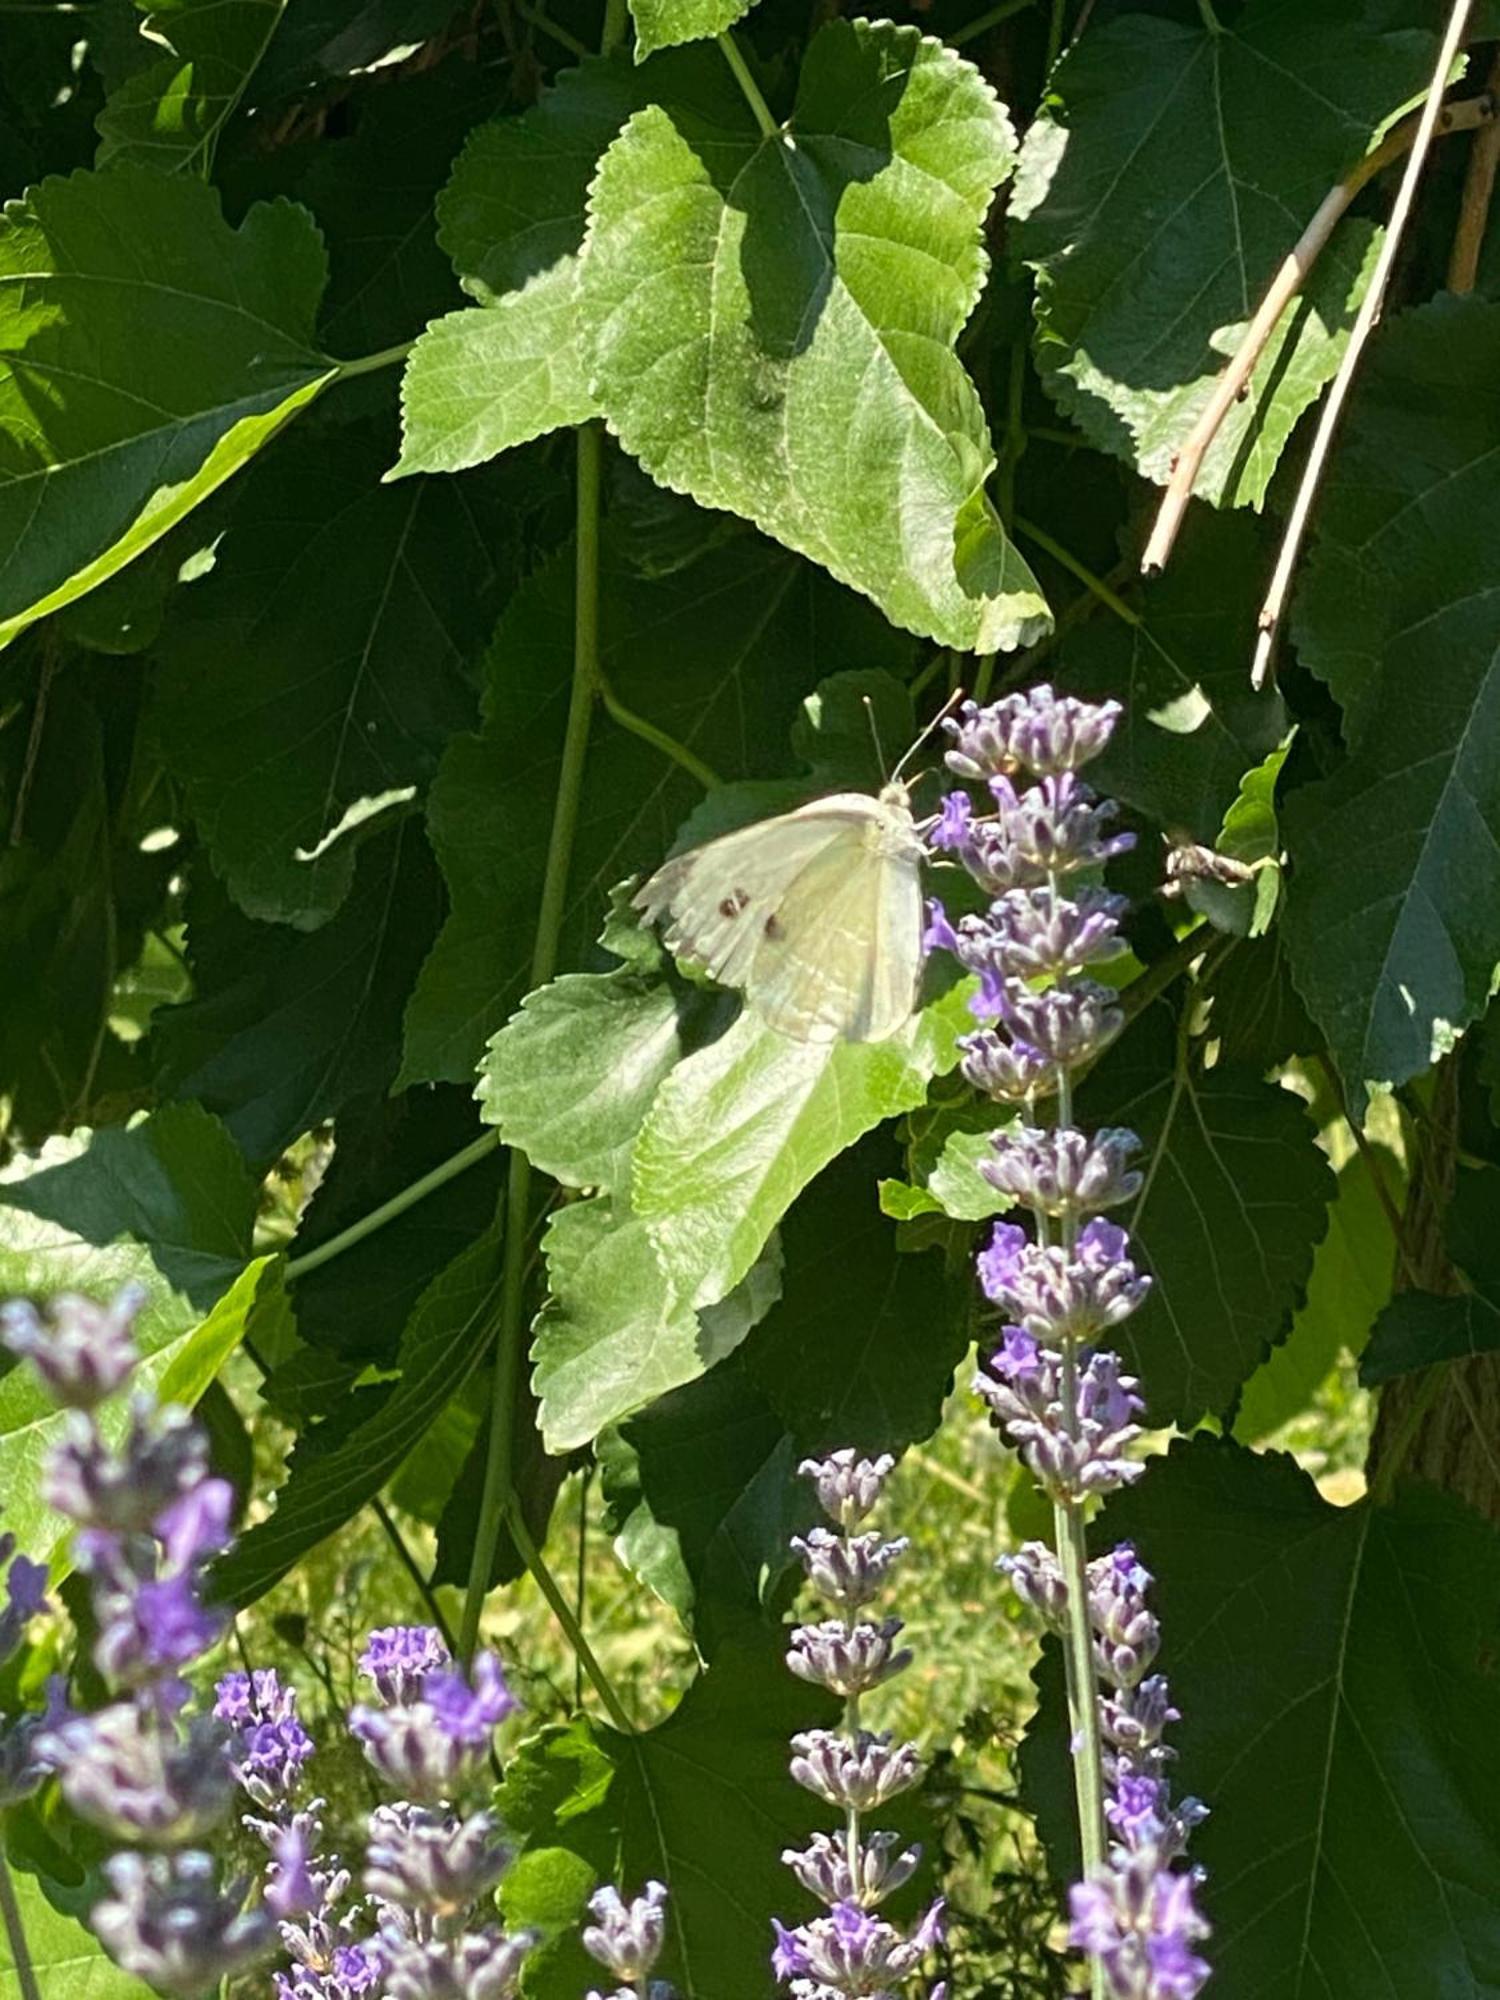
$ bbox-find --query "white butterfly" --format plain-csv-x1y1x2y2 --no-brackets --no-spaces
635,780,927,1043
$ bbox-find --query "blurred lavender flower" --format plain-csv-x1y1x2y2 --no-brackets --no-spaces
363,1802,509,1917
0,1286,145,1409
89,1849,274,1997
773,1453,941,1997
349,1637,515,1802
924,686,1210,1995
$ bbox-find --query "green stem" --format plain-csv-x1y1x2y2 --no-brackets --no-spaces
509,1507,636,1732
286,1132,500,1283
1046,0,1065,68
601,0,628,53
459,424,607,1664
334,340,416,382
1012,516,1140,627
371,1495,457,1654
0,1845,41,2000
950,0,1035,45
718,30,780,139
517,0,590,53
600,673,723,789
1196,0,1223,28
1371,1367,1446,1507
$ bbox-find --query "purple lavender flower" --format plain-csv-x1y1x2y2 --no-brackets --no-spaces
789,1728,923,1812
379,1927,534,2000
1069,1854,1210,1999
783,1828,920,1908
981,1125,1143,1218
0,1674,71,1807
0,1538,48,1665
0,1286,144,1409
582,1880,669,1981
45,1399,212,1534
790,1528,909,1610
363,1803,509,1917
358,1625,451,1705
38,1704,233,1845
89,1848,274,1996
943,687,1122,779
215,1669,315,1809
787,1617,912,1699
797,1451,896,1528
350,1645,514,1802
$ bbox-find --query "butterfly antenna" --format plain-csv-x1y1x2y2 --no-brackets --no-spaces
862,694,891,783
891,685,965,783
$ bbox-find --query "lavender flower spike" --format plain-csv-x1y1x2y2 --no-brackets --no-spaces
582,1880,669,1982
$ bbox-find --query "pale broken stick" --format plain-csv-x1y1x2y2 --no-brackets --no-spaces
1141,87,1494,579
1252,0,1475,690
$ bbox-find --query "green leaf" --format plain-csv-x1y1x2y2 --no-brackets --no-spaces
1013,2,1432,505
1205,930,1320,1071
926,1125,1012,1221
476,931,719,1193
1235,1145,1399,1438
1029,1438,1500,1996
498,1638,843,1999
0,1104,258,1560
741,1134,967,1452
1058,512,1287,842
290,1088,504,1368
153,820,443,1167
214,1215,504,1607
597,1354,809,1651
95,0,286,174
632,982,972,1312
1285,296,1500,1115
1077,1000,1334,1423
395,52,729,474
630,0,751,59
399,535,912,1086
0,1851,154,2000
0,170,335,648
155,426,505,927
581,19,1049,651
248,0,463,100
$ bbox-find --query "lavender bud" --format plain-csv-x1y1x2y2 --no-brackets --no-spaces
0,1541,48,1666
90,1849,274,1996
797,1450,896,1528
956,1026,1055,1103
787,1617,912,1699
0,1285,144,1409
788,1728,922,1811
1089,1546,1162,1690
215,1668,315,1808
358,1625,451,1705
39,1704,233,1846
984,886,1128,979
996,1541,1069,1631
0,1676,70,1807
381,1929,534,2000
1069,1854,1210,2000
350,1648,514,1803
582,1880,668,1980
45,1400,210,1534
943,689,1121,779
982,1125,1142,1219
994,979,1124,1068
782,1828,921,1909
1099,1676,1179,1758
978,1219,1150,1344
790,1527,908,1610
773,1898,945,1988
364,1803,509,1917
927,792,1047,894
987,772,1135,878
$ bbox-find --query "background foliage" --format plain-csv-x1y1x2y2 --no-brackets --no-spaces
1,0,1499,1993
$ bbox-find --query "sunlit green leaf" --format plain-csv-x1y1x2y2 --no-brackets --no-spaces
0,171,335,648
582,19,1048,650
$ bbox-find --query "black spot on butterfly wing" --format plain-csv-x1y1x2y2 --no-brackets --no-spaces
763,913,785,942
718,889,751,918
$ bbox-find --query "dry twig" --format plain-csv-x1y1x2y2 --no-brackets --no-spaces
1251,0,1475,690
1449,48,1500,292
1142,89,1494,576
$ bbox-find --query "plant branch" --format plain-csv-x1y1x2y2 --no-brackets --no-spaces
718,30,780,140
1013,516,1140,627
285,1132,501,1283
516,0,590,54
0,1845,41,2000
1251,0,1475,690
1143,88,1494,576
508,1505,636,1733
1448,49,1500,292
334,340,416,381
459,426,606,1664
599,672,723,789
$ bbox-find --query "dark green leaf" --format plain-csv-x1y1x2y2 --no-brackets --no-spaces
155,426,505,926
400,534,911,1086
1077,1000,1334,1423
95,0,286,174
1361,1163,1500,1384
1285,296,1500,1115
1028,1439,1500,1997
581,20,1048,651
498,1637,841,2000
215,1215,504,1607
291,1087,503,1368
248,0,463,99
741,1134,968,1453
1235,1145,1399,1437
0,171,335,646
431,1381,568,1592
154,820,443,1167
598,1354,810,1652
1013,2,1432,505
1058,512,1287,842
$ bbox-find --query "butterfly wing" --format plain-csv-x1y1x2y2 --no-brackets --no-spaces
636,793,925,1042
